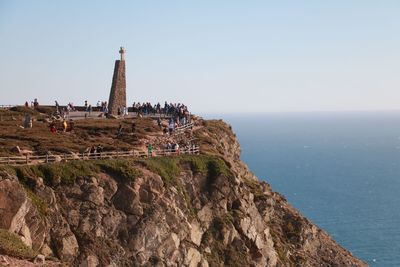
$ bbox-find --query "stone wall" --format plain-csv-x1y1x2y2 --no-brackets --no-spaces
108,60,126,115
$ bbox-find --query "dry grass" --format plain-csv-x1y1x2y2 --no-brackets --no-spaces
0,109,161,156
194,119,236,157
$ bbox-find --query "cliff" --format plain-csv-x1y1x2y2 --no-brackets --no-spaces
0,117,366,266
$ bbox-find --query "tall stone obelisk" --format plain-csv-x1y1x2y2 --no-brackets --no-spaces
108,47,126,115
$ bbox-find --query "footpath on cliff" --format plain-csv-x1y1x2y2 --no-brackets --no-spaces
0,107,367,266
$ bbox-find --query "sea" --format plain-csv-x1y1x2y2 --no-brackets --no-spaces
204,111,400,267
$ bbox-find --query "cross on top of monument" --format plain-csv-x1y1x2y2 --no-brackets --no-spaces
119,46,126,61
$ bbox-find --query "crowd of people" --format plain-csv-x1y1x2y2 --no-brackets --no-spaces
132,101,189,117
96,101,109,113
23,99,191,124
18,98,197,157
24,99,39,109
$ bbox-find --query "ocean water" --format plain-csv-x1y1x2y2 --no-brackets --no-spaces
207,112,400,267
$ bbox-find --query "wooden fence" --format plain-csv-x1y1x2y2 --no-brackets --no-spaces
173,122,194,134
0,146,200,166
0,105,15,110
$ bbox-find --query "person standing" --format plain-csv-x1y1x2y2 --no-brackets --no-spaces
168,119,174,135
147,143,153,157
55,101,60,114
157,117,162,129
63,120,67,132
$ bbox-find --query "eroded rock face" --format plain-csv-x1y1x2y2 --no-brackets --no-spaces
0,120,367,267
0,178,47,250
0,179,27,231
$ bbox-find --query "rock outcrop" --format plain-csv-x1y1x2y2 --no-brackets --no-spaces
0,119,366,266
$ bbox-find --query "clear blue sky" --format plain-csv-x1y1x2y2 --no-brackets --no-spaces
1,1,399,113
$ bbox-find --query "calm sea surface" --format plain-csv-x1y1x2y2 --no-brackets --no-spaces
204,111,400,267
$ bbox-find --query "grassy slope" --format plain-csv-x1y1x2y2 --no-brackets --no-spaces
0,108,159,156
0,229,37,259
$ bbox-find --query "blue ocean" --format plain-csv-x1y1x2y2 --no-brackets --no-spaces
207,112,400,267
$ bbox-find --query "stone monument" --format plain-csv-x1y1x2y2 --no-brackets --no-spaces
108,47,127,115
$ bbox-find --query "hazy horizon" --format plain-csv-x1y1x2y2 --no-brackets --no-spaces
1,1,399,113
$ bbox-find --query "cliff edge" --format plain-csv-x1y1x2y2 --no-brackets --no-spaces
0,118,366,266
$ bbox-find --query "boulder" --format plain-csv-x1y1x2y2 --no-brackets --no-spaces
189,221,203,246
79,255,99,267
40,244,54,257
106,114,118,119
0,255,9,266
113,184,141,215
84,185,104,206
54,234,79,261
12,146,33,155
0,179,27,230
197,204,213,228
184,248,202,267
33,254,45,265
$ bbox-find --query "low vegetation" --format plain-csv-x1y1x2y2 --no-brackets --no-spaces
14,161,99,186
202,216,250,267
194,119,237,157
4,154,230,189
137,155,232,186
0,229,37,259
11,158,146,186
137,157,181,185
25,188,48,216
97,159,142,182
0,108,160,156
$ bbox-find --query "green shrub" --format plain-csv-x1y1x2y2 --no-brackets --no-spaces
138,155,232,186
181,155,208,174
37,161,99,185
206,157,231,179
138,157,180,185
14,161,99,186
15,166,42,188
25,188,48,216
97,159,141,182
180,155,231,178
0,229,37,259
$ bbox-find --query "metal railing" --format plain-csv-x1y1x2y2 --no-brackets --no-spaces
0,146,200,166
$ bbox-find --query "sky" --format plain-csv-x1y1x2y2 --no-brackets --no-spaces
0,1,399,114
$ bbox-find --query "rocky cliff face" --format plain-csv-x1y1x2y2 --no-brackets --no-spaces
0,119,366,266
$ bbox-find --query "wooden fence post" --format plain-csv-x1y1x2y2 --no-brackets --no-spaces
46,154,49,163
26,154,28,164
